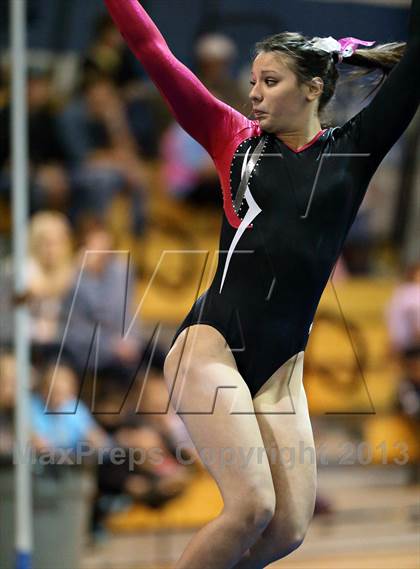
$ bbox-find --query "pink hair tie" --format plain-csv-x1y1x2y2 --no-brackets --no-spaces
337,37,376,62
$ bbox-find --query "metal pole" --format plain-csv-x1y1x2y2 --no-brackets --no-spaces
11,0,33,567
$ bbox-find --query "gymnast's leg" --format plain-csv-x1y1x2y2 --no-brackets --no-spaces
163,324,276,569
232,351,317,568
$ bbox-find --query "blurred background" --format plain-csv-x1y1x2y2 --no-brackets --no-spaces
0,0,418,568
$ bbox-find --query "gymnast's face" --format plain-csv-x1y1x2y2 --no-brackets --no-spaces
249,51,314,134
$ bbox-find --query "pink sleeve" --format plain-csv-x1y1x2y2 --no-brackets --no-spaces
104,0,249,159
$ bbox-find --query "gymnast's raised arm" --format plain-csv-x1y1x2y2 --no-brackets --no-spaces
355,0,420,161
104,0,247,159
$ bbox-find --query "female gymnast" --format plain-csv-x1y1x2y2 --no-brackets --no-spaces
105,1,420,567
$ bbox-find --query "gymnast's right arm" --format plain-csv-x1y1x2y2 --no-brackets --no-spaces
104,0,244,159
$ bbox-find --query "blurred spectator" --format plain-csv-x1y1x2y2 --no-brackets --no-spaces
59,74,143,163
81,10,160,158
31,361,108,451
0,66,66,169
0,67,70,214
75,73,156,161
0,212,74,358
82,13,146,92
90,375,194,531
0,350,103,453
161,122,221,208
386,262,420,356
58,223,144,383
80,311,196,513
28,212,75,360
194,33,248,112
58,76,148,233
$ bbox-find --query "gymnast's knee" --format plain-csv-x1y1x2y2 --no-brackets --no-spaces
269,526,307,561
224,495,276,544
278,533,306,559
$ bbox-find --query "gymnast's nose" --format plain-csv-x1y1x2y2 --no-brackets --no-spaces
249,82,263,102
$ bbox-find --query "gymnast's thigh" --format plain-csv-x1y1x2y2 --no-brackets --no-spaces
164,323,278,516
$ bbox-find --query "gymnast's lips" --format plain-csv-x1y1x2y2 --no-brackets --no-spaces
254,110,268,118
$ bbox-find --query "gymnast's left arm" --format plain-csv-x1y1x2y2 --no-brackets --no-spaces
356,0,420,160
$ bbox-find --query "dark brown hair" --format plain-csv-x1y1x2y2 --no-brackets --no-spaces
254,32,406,115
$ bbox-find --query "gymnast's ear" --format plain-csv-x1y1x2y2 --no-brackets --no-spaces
305,77,324,102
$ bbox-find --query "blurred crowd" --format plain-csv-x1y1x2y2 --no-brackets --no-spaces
0,214,201,535
0,12,419,537
0,14,253,536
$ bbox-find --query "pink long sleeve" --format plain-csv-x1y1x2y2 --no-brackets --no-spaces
104,0,249,159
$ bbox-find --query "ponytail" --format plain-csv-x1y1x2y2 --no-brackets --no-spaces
340,42,406,99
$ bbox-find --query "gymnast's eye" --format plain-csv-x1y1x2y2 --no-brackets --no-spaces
250,80,256,86
265,79,277,86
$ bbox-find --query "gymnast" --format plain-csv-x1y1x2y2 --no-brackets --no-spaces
104,1,420,567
